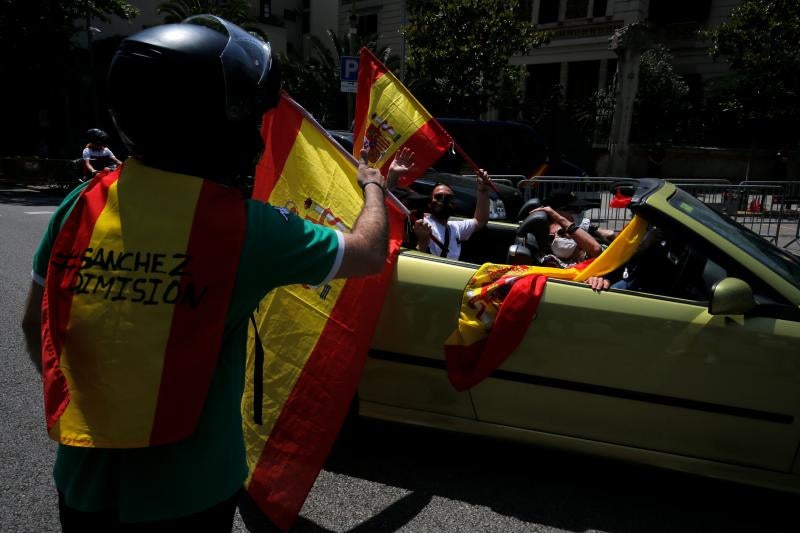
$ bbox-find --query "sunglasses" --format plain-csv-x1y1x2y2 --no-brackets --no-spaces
433,193,455,202
547,228,568,241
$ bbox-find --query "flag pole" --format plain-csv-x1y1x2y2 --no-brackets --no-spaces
451,141,499,194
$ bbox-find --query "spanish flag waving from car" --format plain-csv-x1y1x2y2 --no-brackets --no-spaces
444,216,648,391
353,47,451,186
245,93,403,531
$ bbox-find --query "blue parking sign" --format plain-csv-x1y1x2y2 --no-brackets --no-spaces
340,56,359,93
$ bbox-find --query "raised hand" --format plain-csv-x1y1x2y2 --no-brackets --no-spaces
358,148,386,191
413,218,432,247
475,168,492,193
388,147,416,185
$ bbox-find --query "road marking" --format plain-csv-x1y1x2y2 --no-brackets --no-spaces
25,211,55,215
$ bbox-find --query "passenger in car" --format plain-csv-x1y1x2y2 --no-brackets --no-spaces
544,189,617,244
412,168,493,260
533,205,602,265
530,204,611,291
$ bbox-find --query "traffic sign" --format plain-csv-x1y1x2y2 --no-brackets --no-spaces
340,55,359,93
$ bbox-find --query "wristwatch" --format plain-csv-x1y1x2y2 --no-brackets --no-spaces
360,181,386,195
565,222,579,235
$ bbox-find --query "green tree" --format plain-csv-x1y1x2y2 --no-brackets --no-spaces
704,0,800,146
157,0,271,40
632,46,690,143
403,0,547,117
0,0,138,155
281,30,399,128
157,0,251,25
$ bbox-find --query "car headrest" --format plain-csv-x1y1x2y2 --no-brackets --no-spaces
516,198,542,221
518,210,550,249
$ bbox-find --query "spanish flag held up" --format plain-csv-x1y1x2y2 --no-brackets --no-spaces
444,216,648,391
353,47,452,187
244,93,404,531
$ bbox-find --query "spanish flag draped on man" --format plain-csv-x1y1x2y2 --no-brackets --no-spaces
243,93,405,530
242,44,460,531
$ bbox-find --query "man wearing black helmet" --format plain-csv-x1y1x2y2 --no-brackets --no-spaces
21,15,396,532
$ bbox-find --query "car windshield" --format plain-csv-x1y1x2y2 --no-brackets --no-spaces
669,189,800,289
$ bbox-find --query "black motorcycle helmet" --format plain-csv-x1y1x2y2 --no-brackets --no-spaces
86,128,110,145
106,15,281,182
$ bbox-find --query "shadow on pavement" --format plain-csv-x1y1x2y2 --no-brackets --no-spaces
238,483,432,533
321,418,797,533
0,185,70,206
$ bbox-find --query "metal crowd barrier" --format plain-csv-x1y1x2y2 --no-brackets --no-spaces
517,177,636,233
515,176,800,251
671,182,785,244
739,180,800,251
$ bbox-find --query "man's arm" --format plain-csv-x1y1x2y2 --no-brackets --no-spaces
334,151,398,278
21,282,43,374
537,206,603,258
473,169,491,230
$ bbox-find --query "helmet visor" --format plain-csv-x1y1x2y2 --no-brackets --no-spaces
184,14,274,121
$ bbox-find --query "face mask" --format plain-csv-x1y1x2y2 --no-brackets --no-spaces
551,237,578,259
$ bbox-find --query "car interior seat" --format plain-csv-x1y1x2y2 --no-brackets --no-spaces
507,209,550,265
516,198,542,222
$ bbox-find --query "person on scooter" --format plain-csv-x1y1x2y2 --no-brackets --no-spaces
82,128,123,179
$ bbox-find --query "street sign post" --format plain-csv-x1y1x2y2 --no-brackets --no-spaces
340,55,359,93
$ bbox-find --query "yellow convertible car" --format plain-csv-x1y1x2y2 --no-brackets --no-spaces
359,179,800,494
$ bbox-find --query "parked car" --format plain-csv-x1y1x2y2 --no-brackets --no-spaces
359,178,800,494
434,118,589,178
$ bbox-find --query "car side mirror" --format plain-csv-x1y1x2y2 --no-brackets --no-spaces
709,277,755,315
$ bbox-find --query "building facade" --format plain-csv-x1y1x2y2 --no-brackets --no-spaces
514,0,738,112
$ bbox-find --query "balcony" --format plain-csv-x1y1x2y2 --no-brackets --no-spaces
543,20,625,41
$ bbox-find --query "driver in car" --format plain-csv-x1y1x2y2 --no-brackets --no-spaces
413,168,492,260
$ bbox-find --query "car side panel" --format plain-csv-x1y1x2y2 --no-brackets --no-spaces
359,252,476,419
469,281,800,472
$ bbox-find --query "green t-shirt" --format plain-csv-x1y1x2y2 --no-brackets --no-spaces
33,177,342,522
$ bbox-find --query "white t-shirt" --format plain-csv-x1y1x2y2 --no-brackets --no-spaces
423,214,479,260
82,146,115,160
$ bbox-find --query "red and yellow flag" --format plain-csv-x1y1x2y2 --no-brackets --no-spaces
444,216,648,391
42,160,245,447
245,93,403,531
353,47,451,187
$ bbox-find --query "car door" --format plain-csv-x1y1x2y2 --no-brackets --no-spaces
359,251,477,419
468,274,800,472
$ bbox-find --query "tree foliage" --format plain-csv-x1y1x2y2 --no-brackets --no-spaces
157,0,270,40
281,30,399,128
704,0,800,142
157,0,251,25
633,46,690,143
0,0,137,76
0,0,138,155
403,0,547,117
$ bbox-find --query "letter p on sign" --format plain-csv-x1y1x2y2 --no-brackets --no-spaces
340,56,359,93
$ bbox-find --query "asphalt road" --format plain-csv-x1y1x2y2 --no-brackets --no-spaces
1,185,797,533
